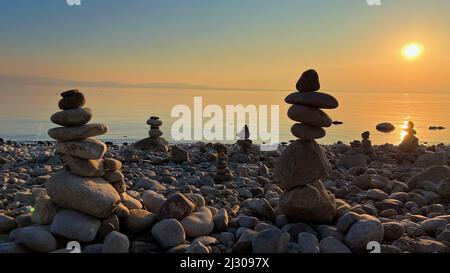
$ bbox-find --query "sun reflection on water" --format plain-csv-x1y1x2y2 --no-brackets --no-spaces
400,119,409,142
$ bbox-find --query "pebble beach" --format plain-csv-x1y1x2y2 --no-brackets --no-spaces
1,70,450,254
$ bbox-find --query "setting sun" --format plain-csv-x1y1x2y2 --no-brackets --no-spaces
402,43,423,60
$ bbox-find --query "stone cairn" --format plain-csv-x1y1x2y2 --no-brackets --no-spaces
360,131,374,155
133,116,168,153
275,69,338,223
237,125,252,150
214,152,233,183
46,90,125,246
397,121,422,163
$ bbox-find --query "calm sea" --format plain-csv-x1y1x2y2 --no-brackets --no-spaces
0,84,449,145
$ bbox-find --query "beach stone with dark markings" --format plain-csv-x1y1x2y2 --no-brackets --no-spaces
55,138,106,160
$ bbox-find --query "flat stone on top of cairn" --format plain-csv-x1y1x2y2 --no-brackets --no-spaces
275,69,337,223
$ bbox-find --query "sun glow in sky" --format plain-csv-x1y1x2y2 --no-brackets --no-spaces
0,1,449,92
402,43,423,60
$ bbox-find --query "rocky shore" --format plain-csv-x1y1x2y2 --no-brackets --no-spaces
1,138,450,253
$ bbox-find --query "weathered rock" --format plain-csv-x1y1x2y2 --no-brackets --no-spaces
124,209,157,234
296,69,320,92
344,215,384,252
337,153,367,169
120,192,142,210
103,158,122,171
287,105,332,127
285,92,338,109
275,140,331,189
151,219,186,249
438,178,450,199
0,242,29,253
158,193,196,220
393,237,449,253
171,145,191,163
214,208,229,232
55,138,107,160
31,195,58,225
15,226,57,253
420,218,448,236
102,231,129,253
64,156,105,177
50,210,101,242
383,222,405,241
376,123,395,133
181,207,214,238
291,123,326,140
407,166,450,190
46,170,120,218
58,91,85,110
0,214,17,233
252,228,290,253
415,152,446,168
297,232,319,253
319,236,351,253
48,123,108,142
279,181,336,223
142,191,166,213
51,108,92,127
248,198,276,221
136,178,166,192
233,229,257,253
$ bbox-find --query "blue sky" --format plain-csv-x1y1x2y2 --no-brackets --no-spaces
1,0,449,91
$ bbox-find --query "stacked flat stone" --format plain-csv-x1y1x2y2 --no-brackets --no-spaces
360,131,374,155
47,90,122,219
214,153,233,183
133,116,169,152
275,69,337,223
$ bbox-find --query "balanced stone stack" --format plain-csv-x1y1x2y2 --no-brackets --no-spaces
46,90,122,240
275,69,338,223
397,121,422,163
214,153,233,183
133,116,168,152
237,125,252,150
399,121,419,152
360,131,374,155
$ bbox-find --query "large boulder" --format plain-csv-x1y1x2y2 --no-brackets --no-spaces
415,152,446,168
275,140,331,190
46,170,120,218
50,210,101,242
252,228,290,253
344,215,384,252
15,226,57,253
279,181,336,223
151,219,186,249
180,207,214,238
407,166,450,190
157,193,196,220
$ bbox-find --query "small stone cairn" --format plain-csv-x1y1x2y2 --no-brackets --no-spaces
133,116,169,153
360,131,374,155
214,152,233,183
397,121,422,163
275,69,338,223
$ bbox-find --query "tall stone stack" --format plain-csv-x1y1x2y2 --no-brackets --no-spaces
237,125,252,150
133,116,169,152
46,90,122,240
275,70,338,223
